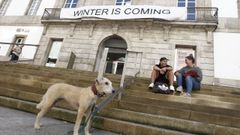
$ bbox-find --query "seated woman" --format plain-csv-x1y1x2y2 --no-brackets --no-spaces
175,54,202,97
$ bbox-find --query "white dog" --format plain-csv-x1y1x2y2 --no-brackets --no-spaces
34,77,115,135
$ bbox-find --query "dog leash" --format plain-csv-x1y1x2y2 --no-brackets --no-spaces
67,104,97,135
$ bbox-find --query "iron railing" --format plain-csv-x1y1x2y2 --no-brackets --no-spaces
0,42,39,63
74,50,143,134
41,7,218,24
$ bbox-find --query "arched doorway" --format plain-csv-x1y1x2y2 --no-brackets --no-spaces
95,35,127,75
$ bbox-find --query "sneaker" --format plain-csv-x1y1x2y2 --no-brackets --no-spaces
169,85,175,92
176,86,183,93
184,93,191,97
148,83,154,89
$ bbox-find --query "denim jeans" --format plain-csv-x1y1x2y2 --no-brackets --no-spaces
176,75,200,94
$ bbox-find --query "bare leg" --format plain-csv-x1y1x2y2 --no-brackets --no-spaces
73,108,85,135
150,69,159,83
166,71,174,86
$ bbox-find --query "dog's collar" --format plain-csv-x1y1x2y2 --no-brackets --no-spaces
91,84,104,97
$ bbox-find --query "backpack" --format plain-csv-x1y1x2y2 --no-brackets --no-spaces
151,82,171,94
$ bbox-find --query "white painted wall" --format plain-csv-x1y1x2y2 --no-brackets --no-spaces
212,0,238,18
4,0,56,16
214,32,240,80
5,0,30,16
36,0,57,16
0,26,44,59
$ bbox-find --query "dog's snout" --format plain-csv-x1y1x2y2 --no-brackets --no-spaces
112,90,115,93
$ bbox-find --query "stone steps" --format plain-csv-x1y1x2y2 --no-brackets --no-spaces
0,86,117,111
0,68,121,85
1,93,239,135
2,63,240,96
100,107,240,135
0,96,196,135
121,94,240,118
1,84,240,132
1,63,240,135
0,63,123,81
125,88,240,104
132,79,240,95
117,101,240,129
128,85,240,99
0,75,120,96
3,73,239,117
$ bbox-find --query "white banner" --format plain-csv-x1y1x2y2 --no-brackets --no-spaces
60,5,187,21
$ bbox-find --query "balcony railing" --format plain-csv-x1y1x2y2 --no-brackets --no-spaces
41,7,218,24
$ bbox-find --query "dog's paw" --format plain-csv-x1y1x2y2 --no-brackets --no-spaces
85,132,92,135
34,124,41,129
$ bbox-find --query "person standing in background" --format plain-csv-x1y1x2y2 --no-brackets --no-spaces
10,45,24,62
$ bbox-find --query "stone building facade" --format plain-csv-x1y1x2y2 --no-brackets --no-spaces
0,0,240,87
34,0,217,85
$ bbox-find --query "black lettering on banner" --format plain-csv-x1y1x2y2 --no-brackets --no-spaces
111,8,115,15
102,9,109,15
114,8,121,15
89,9,96,15
124,8,131,15
95,9,101,15
141,8,150,14
83,9,90,15
153,9,161,14
132,8,140,15
73,10,81,16
162,9,171,14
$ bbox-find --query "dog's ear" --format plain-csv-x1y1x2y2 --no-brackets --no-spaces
96,79,100,85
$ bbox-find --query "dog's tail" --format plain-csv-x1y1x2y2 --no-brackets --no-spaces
36,94,46,109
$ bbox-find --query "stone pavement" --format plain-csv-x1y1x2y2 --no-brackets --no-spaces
0,106,119,135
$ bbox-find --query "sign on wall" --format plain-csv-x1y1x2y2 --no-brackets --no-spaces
60,5,187,20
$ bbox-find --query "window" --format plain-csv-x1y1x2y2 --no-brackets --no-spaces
0,0,12,16
64,0,78,8
178,0,196,20
45,40,62,67
174,45,196,72
26,0,42,15
14,37,25,44
115,0,131,6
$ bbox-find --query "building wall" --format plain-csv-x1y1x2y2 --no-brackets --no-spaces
36,0,57,16
3,0,56,16
34,21,214,84
211,0,240,87
0,26,44,58
214,32,240,80
1,0,239,86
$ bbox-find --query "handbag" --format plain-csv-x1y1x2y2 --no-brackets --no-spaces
151,82,171,94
